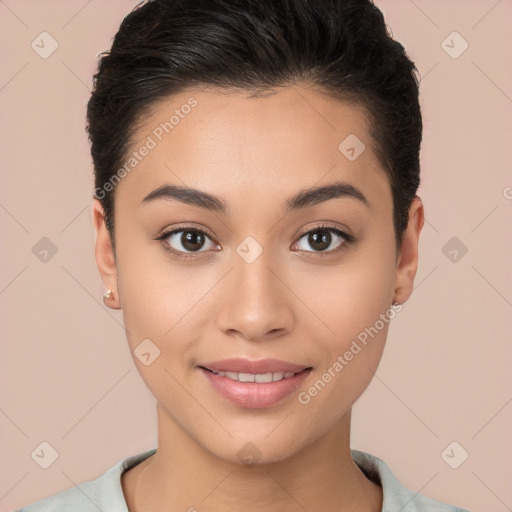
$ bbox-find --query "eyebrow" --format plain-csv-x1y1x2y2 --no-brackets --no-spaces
140,180,370,214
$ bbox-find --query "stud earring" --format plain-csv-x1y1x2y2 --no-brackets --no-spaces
103,289,120,309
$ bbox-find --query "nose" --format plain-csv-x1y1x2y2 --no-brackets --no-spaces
215,247,295,343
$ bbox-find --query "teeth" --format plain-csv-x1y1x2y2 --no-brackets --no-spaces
211,370,297,382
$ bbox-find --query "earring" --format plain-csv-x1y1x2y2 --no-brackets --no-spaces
392,301,401,306
103,289,120,309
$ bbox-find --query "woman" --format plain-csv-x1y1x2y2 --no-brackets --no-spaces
20,0,470,510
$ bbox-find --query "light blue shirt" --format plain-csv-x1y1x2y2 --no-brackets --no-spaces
18,448,470,511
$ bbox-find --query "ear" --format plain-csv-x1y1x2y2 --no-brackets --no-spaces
91,198,121,309
393,196,424,305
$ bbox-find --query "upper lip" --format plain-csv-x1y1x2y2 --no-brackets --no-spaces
200,358,311,374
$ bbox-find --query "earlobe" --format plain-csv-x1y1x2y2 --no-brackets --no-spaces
91,198,121,309
393,196,425,306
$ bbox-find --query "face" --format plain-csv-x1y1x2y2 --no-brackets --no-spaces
93,83,423,464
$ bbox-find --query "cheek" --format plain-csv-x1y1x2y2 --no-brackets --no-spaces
298,330,388,423
119,265,196,348
116,237,219,372
300,233,396,396
306,243,396,343
115,232,171,345
115,258,201,404
298,302,394,420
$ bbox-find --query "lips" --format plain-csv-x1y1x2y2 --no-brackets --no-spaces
198,357,313,408
199,358,311,375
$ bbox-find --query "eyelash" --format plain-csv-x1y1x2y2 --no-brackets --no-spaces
156,224,355,260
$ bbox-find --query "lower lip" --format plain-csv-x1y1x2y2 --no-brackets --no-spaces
200,367,312,409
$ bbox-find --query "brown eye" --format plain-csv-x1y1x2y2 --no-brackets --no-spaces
293,225,353,255
177,230,206,251
159,228,217,258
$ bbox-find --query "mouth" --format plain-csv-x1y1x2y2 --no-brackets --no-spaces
199,366,311,383
197,358,313,409
199,357,311,375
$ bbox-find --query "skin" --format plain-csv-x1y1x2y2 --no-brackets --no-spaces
92,83,424,512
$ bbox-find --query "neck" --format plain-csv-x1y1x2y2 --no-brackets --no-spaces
127,404,382,512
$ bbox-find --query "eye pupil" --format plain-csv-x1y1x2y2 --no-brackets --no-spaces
182,231,205,251
309,229,331,251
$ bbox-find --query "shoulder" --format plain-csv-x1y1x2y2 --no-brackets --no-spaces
350,449,472,512
17,482,104,512
17,448,157,512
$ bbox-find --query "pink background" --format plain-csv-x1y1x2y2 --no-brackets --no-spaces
1,1,511,510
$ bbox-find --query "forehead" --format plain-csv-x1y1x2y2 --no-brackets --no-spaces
115,84,390,212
